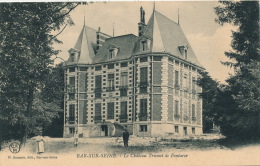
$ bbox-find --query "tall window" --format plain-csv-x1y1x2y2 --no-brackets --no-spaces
69,105,75,122
95,103,101,122
69,77,75,86
120,72,128,96
95,75,102,98
107,102,114,119
140,99,147,121
140,67,148,93
183,74,188,90
120,101,127,122
175,71,179,88
174,100,179,115
192,104,196,120
68,77,75,93
107,74,115,91
192,77,196,93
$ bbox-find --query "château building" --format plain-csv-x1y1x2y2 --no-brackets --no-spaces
63,7,204,138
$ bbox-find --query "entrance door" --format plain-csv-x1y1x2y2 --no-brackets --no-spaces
101,125,108,136
183,127,187,135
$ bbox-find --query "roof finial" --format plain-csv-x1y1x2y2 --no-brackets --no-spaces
178,8,180,25
153,1,155,11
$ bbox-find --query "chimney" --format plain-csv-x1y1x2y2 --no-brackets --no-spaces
138,6,146,36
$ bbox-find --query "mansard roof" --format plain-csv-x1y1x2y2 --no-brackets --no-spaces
135,10,202,68
93,34,138,63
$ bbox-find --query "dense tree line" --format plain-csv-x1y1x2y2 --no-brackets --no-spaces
0,3,79,149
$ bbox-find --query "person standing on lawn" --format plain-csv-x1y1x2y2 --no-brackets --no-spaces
74,131,79,147
122,128,129,147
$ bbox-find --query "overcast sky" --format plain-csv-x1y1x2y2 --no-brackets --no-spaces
53,1,235,83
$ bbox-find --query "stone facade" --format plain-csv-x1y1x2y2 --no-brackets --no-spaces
63,7,204,138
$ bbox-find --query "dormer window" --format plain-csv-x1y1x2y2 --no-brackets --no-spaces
142,41,147,51
178,45,189,59
70,53,75,62
68,48,79,63
140,38,150,52
108,46,119,59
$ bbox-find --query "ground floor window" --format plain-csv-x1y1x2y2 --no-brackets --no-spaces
140,125,147,132
174,126,179,133
69,127,75,134
183,127,187,135
192,127,195,134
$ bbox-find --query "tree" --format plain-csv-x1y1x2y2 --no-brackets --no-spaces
41,63,65,137
197,71,220,133
0,3,78,148
214,1,260,139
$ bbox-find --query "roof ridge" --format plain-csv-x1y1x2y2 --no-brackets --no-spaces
105,34,137,41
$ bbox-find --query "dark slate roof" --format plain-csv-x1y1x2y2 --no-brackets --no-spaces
93,34,138,63
74,26,97,64
135,10,203,68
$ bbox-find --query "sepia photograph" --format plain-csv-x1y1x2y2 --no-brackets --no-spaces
0,1,259,166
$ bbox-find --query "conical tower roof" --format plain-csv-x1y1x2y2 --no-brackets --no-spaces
74,25,97,64
141,10,202,68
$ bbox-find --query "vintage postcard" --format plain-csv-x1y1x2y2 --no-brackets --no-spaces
0,1,259,166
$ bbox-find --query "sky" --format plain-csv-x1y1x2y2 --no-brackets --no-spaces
53,1,235,83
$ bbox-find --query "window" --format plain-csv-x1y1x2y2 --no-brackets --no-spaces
69,128,75,134
168,58,173,63
95,66,102,71
108,64,114,69
95,75,102,98
140,67,148,94
178,45,188,58
140,125,147,132
175,126,179,133
141,41,147,51
183,74,188,90
120,72,128,86
192,104,196,120
140,99,147,121
70,54,75,62
109,48,118,59
120,101,127,122
69,77,75,86
120,62,128,67
192,127,195,134
120,72,128,96
175,71,179,88
69,94,75,100
140,57,148,62
80,67,88,71
183,127,188,135
174,100,179,116
107,102,114,119
107,74,115,91
69,105,75,122
192,77,196,93
95,103,101,122
153,56,162,61
69,67,75,72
